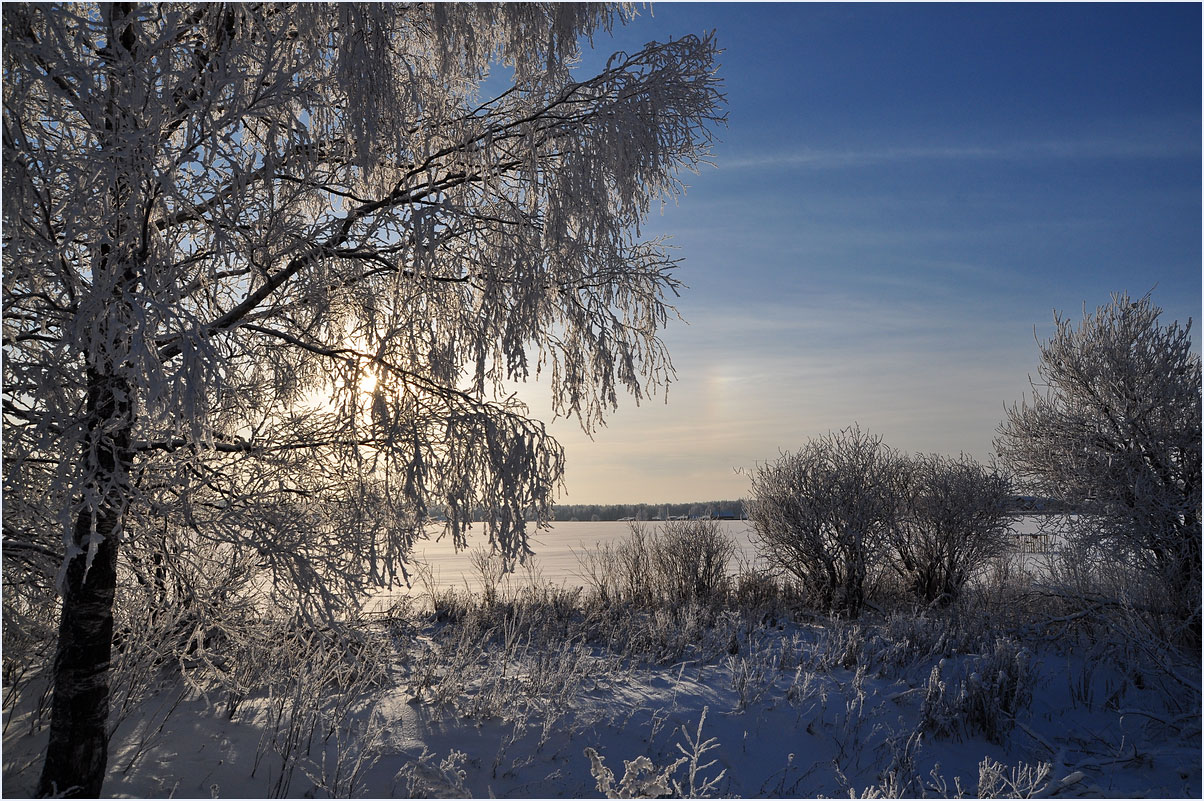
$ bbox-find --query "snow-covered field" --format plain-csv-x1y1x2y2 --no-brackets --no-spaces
4,541,1199,800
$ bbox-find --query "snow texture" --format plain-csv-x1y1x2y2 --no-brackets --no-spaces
5,572,1200,799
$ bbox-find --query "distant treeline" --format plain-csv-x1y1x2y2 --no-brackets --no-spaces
432,496,1064,523
551,501,747,522
552,496,1068,522
424,501,745,523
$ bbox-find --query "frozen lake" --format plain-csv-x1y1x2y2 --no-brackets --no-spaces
384,519,758,598
369,516,1051,608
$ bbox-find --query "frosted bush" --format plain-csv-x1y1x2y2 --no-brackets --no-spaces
919,662,956,740
747,426,902,618
859,613,949,677
888,453,1014,607
804,620,864,673
650,520,736,606
468,546,511,607
299,707,388,798
247,624,391,797
585,748,683,799
726,635,781,711
732,566,790,622
575,521,735,609
862,756,1052,799
859,609,1000,680
997,293,1201,645
586,601,740,666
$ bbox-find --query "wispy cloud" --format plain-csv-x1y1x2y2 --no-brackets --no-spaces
722,135,1199,172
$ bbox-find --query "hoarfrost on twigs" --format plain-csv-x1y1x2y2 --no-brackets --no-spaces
3,3,724,796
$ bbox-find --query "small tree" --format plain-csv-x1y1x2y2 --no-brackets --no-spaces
890,453,1014,606
996,293,1201,642
746,426,902,618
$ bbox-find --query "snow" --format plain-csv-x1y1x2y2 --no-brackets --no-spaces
4,581,1200,799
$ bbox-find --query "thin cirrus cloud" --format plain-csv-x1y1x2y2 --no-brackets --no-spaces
525,4,1201,505
721,135,1199,172
528,293,1041,504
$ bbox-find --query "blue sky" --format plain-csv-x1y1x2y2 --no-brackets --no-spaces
528,2,1202,505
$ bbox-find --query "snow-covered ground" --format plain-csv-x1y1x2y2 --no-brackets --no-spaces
4,565,1199,799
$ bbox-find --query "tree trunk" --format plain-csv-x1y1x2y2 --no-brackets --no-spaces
1173,519,1201,648
37,511,122,798
38,7,144,794
37,373,133,798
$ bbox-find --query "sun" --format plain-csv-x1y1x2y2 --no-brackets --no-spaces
295,331,383,417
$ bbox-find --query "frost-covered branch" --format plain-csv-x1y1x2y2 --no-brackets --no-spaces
4,5,723,792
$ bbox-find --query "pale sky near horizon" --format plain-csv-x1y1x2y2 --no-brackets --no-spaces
521,2,1203,506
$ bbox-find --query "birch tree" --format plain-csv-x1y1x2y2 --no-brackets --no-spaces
1,3,724,795
996,293,1201,643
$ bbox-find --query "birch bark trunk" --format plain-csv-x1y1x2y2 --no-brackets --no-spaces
38,6,141,794
37,372,132,798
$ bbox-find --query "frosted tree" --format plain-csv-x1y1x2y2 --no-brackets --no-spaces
996,293,1201,643
746,426,903,618
1,3,724,795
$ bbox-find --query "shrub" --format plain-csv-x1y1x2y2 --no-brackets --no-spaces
575,523,654,606
649,520,735,607
918,638,1034,744
576,521,735,609
584,707,725,798
731,566,793,624
974,757,1053,798
747,426,903,617
585,748,683,799
890,453,1014,606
